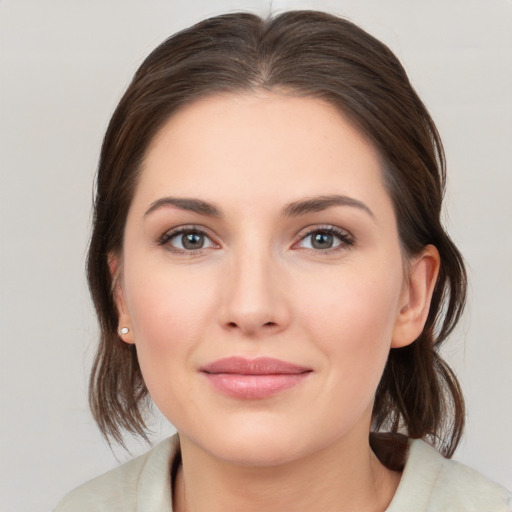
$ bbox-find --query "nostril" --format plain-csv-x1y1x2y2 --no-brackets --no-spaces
225,321,277,329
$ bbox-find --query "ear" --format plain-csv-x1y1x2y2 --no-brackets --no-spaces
108,252,135,345
391,245,440,348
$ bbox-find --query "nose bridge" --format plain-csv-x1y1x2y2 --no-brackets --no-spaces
220,237,288,335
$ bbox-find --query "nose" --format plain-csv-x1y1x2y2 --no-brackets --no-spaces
218,248,291,337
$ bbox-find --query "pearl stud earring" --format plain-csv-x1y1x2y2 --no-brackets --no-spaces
119,327,129,336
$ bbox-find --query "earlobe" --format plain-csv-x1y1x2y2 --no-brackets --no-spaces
391,245,440,348
108,252,135,345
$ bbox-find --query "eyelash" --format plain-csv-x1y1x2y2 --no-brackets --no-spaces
157,224,355,254
157,225,219,254
292,225,355,254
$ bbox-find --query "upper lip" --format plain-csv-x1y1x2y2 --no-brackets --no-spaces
200,357,311,375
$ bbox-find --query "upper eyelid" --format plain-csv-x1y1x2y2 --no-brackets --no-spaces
294,224,353,239
162,224,214,236
158,224,219,245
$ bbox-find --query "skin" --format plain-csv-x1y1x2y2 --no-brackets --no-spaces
114,92,440,512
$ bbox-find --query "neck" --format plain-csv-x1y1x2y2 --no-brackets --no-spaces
173,430,401,512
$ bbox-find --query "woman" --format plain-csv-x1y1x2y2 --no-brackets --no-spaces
56,10,511,511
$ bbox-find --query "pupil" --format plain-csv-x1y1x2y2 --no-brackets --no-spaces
312,232,333,249
183,232,204,249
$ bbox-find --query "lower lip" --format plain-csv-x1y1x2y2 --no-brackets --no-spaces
203,373,310,399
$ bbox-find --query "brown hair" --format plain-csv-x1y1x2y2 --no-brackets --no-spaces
87,10,466,457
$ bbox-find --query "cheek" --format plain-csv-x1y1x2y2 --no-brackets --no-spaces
121,266,217,429
292,266,403,436
296,263,403,380
122,261,218,387
300,262,401,332
125,252,216,335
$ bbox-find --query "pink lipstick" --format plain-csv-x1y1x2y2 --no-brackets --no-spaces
200,357,312,399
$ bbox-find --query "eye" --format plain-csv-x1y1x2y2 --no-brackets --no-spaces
158,227,217,252
294,226,354,252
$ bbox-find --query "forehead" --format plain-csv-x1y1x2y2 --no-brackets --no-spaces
135,92,390,214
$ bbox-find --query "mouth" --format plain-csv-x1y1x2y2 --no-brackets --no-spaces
199,357,312,399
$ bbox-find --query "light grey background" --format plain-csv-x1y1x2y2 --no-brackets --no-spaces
1,1,511,510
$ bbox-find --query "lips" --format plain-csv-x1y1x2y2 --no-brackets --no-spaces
200,357,312,399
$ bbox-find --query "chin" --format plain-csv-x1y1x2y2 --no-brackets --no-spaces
211,435,303,467
180,412,333,468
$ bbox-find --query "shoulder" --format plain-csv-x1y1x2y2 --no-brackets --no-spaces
54,435,179,512
387,439,511,511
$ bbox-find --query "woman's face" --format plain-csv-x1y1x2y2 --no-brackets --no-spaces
116,92,428,466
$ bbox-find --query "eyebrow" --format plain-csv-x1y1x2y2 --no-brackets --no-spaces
144,194,374,219
282,194,374,219
145,197,221,217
